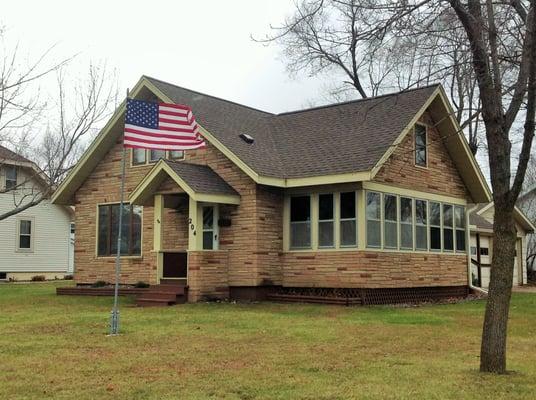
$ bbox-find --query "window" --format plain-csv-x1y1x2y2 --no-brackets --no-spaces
430,202,441,251
98,204,142,256
149,149,166,163
290,196,311,249
318,194,334,248
340,192,357,247
415,124,427,167
5,165,17,190
384,194,398,249
169,150,185,160
366,192,381,248
454,206,466,252
415,199,428,250
18,219,32,250
400,197,413,250
202,206,215,250
471,246,477,256
480,247,489,256
443,204,454,251
132,148,147,165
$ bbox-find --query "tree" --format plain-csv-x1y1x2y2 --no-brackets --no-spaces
0,27,118,220
260,0,536,373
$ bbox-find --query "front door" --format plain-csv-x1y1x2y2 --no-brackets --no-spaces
202,205,219,250
162,252,188,279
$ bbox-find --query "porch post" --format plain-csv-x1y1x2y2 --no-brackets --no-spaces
154,194,164,284
188,197,201,250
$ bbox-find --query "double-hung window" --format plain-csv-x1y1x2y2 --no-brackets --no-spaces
454,206,466,252
132,148,147,165
149,149,166,163
415,124,427,167
443,204,454,251
366,192,381,248
169,150,185,160
400,197,413,250
98,204,142,256
5,165,17,190
318,194,334,248
383,194,398,249
18,219,33,251
290,196,311,249
415,199,428,250
429,202,441,251
340,192,357,247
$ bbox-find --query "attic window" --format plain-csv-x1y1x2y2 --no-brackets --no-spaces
239,133,254,144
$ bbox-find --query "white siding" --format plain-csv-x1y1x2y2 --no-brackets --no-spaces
0,166,73,273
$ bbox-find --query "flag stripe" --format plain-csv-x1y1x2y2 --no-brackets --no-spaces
125,124,198,135
124,140,206,150
125,131,202,143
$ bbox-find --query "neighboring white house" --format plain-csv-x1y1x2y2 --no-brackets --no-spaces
468,202,535,288
518,187,536,277
0,145,74,281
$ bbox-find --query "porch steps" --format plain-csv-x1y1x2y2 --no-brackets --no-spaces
136,282,188,307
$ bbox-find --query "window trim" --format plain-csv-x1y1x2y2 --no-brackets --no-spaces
16,216,34,252
414,123,428,168
95,202,143,258
130,149,186,167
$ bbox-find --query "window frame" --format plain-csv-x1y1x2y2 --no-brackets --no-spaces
383,193,399,249
454,205,466,252
96,203,143,257
366,191,382,249
414,123,428,168
289,195,312,250
16,217,34,252
318,193,335,249
399,197,414,250
5,165,18,190
415,199,429,251
339,191,358,248
130,149,186,167
442,204,454,252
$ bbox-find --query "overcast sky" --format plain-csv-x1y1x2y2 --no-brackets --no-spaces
2,0,330,114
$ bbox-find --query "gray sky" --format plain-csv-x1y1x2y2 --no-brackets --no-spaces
2,0,328,114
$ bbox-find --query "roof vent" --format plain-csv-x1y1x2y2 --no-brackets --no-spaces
239,133,254,144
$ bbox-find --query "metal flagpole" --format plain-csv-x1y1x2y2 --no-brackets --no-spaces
110,88,129,336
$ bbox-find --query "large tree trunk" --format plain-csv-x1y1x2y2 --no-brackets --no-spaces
480,204,517,373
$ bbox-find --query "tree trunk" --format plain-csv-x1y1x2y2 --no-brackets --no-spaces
480,205,517,373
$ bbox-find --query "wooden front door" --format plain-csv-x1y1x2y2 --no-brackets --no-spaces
162,252,188,279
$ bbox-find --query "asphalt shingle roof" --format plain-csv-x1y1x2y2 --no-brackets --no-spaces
146,76,439,179
164,160,239,197
0,145,32,164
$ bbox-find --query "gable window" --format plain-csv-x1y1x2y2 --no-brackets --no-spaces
318,194,334,248
17,219,33,251
132,148,147,165
290,195,311,249
5,165,17,190
169,150,184,160
340,192,357,247
455,206,466,252
443,204,454,251
366,192,381,248
149,149,166,163
384,194,398,249
98,203,142,256
415,199,428,250
400,197,413,250
415,124,427,167
429,202,441,251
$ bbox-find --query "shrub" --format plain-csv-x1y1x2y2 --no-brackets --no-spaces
31,275,46,282
134,281,150,288
64,274,74,280
92,280,107,288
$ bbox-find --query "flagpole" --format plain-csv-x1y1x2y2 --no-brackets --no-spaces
110,88,129,336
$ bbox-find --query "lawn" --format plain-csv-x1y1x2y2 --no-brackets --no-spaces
1,283,535,400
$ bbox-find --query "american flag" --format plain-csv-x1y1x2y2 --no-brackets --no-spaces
124,99,206,150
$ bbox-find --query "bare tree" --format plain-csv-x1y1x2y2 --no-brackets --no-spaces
0,63,118,220
260,0,536,374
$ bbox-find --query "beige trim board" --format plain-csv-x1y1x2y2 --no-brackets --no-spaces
362,182,467,205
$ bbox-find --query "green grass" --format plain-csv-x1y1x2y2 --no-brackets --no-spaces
1,283,535,400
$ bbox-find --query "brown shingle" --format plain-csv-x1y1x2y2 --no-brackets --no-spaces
164,160,239,196
146,76,439,179
0,144,32,164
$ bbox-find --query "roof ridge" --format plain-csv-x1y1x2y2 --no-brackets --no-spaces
143,75,275,116
274,84,441,116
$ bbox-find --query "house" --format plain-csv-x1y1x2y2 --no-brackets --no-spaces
468,203,535,288
517,187,536,278
51,76,492,304
0,145,74,281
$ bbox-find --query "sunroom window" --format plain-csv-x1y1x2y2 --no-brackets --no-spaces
400,197,413,250
366,192,381,248
455,206,466,252
430,202,441,251
340,192,357,247
443,204,454,251
383,194,398,249
415,199,428,250
318,194,334,248
290,195,311,249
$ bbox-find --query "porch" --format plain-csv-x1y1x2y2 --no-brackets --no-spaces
129,159,240,303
